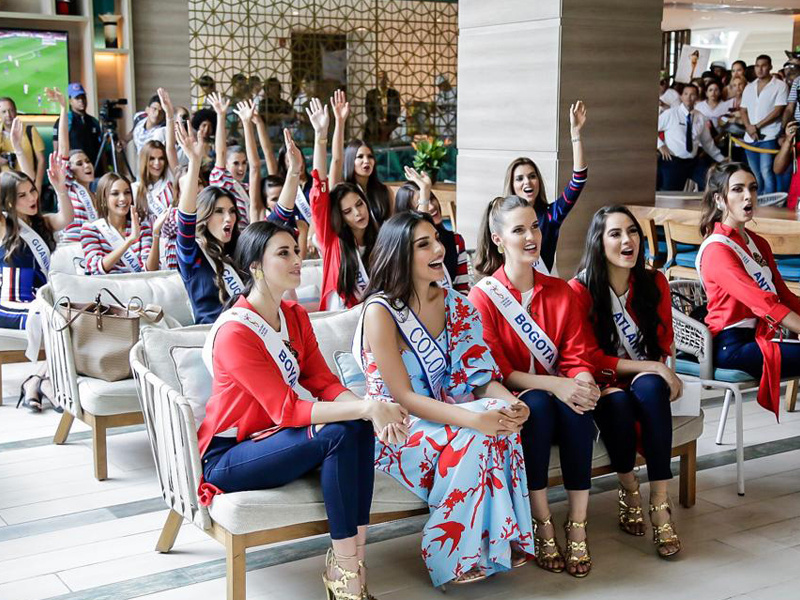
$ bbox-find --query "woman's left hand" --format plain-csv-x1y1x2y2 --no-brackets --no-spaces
570,100,587,134
46,152,68,195
152,210,169,237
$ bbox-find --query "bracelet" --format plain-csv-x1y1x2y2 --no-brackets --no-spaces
571,136,581,143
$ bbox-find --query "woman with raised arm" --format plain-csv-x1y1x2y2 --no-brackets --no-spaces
569,205,683,558
468,195,600,578
395,166,469,293
3,123,74,410
329,90,391,226
46,87,100,244
308,98,379,311
697,162,800,418
356,210,533,588
503,101,588,275
199,221,408,600
208,93,251,228
80,172,161,274
774,121,799,210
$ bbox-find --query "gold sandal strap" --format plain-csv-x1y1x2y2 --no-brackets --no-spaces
565,519,588,530
650,500,671,513
533,515,554,527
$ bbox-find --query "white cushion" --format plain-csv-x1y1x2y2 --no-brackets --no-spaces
0,328,29,352
209,470,425,535
171,346,213,426
308,307,361,375
49,271,194,327
50,243,84,275
77,376,141,416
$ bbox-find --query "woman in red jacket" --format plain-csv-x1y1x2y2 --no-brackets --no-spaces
697,162,800,418
569,206,683,558
199,221,408,600
468,195,600,578
306,97,379,311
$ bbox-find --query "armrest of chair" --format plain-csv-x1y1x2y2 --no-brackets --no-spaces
131,343,211,530
671,307,714,380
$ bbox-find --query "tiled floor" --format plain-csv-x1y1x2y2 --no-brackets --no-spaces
2,360,800,600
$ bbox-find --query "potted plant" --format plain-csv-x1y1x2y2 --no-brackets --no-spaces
411,135,449,184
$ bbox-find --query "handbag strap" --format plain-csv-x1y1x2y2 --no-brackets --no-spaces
51,295,105,332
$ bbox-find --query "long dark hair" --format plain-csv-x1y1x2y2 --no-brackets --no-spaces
393,181,440,214
330,182,378,303
0,171,56,265
277,145,309,185
504,157,548,215
343,139,390,224
195,185,241,304
228,221,298,307
700,161,755,237
576,205,663,360
475,195,531,276
365,211,437,308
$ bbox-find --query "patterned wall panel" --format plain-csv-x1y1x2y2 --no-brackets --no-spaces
188,0,459,143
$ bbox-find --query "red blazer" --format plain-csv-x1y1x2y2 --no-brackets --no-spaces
197,296,347,458
310,170,359,311
699,222,800,417
467,266,592,380
568,270,673,385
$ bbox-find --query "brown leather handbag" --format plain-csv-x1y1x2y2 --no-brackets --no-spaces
53,288,164,381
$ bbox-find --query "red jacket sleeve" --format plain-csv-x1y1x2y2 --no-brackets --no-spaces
654,271,675,358
214,325,315,428
554,281,594,379
467,287,517,379
702,241,793,326
567,279,619,383
758,236,800,317
293,305,349,401
310,169,337,251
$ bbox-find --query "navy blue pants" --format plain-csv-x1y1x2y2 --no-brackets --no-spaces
593,374,674,482
657,156,709,191
715,327,800,379
203,420,375,540
518,389,595,491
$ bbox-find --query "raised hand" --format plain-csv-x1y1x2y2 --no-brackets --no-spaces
403,165,432,190
305,97,330,134
233,99,256,123
283,128,303,176
45,87,66,108
126,206,141,245
157,87,174,120
152,210,170,237
330,89,350,122
208,92,230,115
9,117,24,150
569,100,587,133
46,153,68,195
174,120,206,162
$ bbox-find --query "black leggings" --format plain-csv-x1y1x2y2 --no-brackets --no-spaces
593,373,674,482
518,389,595,491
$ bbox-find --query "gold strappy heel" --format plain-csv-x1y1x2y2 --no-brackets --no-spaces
322,548,361,600
564,519,592,578
618,479,645,536
650,499,682,558
533,515,564,573
358,560,377,600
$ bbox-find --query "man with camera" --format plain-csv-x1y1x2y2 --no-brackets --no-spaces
0,96,45,191
52,83,102,166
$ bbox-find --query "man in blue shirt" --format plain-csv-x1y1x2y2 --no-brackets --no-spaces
52,83,102,165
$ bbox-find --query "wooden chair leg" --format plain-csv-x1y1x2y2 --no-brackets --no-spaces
92,418,108,481
225,531,246,600
786,380,798,413
679,440,697,508
53,412,75,444
155,509,183,553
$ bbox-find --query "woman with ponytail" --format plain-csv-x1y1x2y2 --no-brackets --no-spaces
697,162,800,419
307,96,379,311
469,195,600,578
569,205,682,558
199,221,407,600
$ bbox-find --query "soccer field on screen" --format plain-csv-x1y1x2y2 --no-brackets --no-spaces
0,30,69,115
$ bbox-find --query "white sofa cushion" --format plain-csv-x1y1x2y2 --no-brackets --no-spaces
0,328,29,352
50,243,84,275
209,470,425,535
77,376,141,416
308,307,361,375
49,271,194,327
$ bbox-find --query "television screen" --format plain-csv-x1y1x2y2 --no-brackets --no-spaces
0,29,69,116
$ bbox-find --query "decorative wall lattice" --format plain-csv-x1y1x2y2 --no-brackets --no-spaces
188,0,458,143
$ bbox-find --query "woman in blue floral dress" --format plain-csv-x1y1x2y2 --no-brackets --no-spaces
354,211,534,587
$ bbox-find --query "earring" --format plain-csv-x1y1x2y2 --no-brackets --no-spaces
497,245,504,255
253,269,263,280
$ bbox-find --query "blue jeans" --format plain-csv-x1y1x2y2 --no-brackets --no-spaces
714,327,800,379
744,139,780,195
518,389,596,490
203,420,375,540
593,374,674,482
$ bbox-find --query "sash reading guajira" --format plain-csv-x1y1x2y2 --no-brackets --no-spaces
696,233,782,418
93,218,143,272
199,245,245,297
353,295,449,401
474,276,559,374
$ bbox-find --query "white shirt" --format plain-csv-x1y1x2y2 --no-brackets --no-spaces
695,99,734,128
132,116,166,154
740,77,788,142
657,104,724,162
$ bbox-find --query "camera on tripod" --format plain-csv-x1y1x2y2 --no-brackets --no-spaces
99,98,128,130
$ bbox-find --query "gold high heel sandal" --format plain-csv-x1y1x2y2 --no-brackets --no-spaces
618,479,645,536
533,515,564,573
322,548,361,600
564,519,592,578
358,559,376,600
650,499,682,558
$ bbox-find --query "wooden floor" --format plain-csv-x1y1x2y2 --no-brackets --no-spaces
2,360,800,600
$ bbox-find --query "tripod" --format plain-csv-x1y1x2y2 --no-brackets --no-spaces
95,127,133,178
